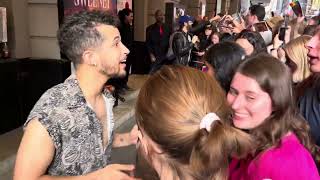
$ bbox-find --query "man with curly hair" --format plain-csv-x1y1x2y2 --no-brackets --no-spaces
14,10,138,180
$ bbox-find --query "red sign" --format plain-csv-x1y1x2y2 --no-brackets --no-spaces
63,0,117,17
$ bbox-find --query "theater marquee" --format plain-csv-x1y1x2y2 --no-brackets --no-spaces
63,0,117,17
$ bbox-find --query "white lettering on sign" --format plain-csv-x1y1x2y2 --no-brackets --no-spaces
74,0,110,9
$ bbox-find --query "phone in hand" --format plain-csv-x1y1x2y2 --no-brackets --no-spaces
232,13,241,23
253,22,268,32
279,27,286,41
290,0,303,17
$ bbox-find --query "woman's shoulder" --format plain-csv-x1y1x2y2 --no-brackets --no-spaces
257,134,313,164
249,134,319,179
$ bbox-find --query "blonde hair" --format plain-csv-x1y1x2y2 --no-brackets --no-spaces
136,65,252,180
284,35,311,83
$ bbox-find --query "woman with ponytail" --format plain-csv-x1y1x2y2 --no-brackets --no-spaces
135,65,253,180
227,54,320,179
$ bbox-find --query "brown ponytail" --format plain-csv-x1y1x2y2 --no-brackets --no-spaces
136,65,253,180
190,120,253,180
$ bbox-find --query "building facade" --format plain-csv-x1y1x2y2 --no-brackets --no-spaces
0,0,235,59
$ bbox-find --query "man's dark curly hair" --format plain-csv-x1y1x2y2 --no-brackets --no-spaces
57,10,119,64
249,4,265,21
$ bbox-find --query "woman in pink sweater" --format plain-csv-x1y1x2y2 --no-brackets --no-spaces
227,54,320,180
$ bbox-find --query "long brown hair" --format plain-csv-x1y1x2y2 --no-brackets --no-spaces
136,65,253,180
236,54,320,161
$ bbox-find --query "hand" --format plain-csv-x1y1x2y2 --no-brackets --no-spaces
196,51,205,56
231,17,245,34
277,48,286,63
284,26,291,44
209,15,222,22
224,15,233,21
297,16,305,23
150,54,156,63
87,164,137,180
273,34,283,49
129,125,139,145
192,35,199,44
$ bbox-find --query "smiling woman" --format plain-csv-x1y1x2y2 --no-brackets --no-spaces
228,54,320,180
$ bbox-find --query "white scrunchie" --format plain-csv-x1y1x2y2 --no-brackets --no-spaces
199,113,220,132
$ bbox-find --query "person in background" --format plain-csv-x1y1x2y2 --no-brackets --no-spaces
297,27,320,146
228,54,320,179
146,9,171,73
308,15,320,26
192,25,213,61
235,30,267,56
106,8,134,105
172,15,199,65
245,4,265,29
14,10,138,180
303,25,319,36
203,15,209,21
171,15,220,66
205,41,245,92
231,4,273,44
220,32,236,42
266,15,284,39
287,16,307,40
118,8,134,56
209,31,220,45
269,25,292,59
191,15,204,35
136,65,253,180
193,30,221,64
114,7,134,91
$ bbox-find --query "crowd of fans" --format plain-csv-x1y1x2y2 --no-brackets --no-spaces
141,3,320,180
12,3,320,180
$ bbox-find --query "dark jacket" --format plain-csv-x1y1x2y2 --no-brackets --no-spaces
172,31,194,65
146,23,171,60
119,22,133,50
298,75,320,146
172,21,211,65
198,34,212,51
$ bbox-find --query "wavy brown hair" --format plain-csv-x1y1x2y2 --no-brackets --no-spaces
235,54,320,162
135,65,253,180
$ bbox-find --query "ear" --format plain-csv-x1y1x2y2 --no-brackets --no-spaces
82,49,97,66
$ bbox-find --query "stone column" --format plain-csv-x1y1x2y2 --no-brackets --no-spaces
206,0,217,17
134,0,148,41
0,0,31,58
228,0,240,14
